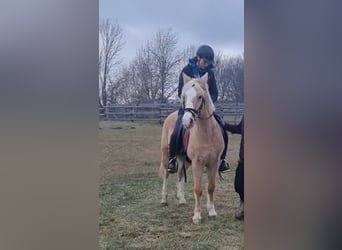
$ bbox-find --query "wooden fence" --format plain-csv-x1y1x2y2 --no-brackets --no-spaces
99,103,243,124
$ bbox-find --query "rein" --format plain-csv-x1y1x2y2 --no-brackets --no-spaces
199,112,214,120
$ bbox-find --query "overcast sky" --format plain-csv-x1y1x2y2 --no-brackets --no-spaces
100,0,244,63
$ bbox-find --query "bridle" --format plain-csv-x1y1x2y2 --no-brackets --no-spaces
183,93,213,121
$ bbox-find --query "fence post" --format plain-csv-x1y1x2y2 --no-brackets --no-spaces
105,105,108,120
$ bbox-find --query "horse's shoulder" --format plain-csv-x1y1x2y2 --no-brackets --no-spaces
163,111,178,128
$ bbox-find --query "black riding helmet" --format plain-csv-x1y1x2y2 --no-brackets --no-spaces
196,45,215,65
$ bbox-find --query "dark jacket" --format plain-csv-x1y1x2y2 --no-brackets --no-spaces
224,116,244,162
178,57,218,102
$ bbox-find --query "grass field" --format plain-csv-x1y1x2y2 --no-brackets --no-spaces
99,121,244,249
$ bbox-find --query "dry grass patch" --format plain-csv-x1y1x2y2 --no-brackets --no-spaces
99,121,243,249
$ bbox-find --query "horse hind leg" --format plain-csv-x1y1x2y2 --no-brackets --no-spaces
160,111,178,206
207,164,218,218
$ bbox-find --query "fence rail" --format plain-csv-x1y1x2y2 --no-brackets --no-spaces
99,103,243,124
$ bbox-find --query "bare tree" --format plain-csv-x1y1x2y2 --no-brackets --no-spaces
99,18,124,106
118,28,182,104
136,46,157,101
179,45,196,67
214,54,244,103
115,63,137,104
213,52,225,101
107,26,244,105
114,47,156,104
149,28,182,103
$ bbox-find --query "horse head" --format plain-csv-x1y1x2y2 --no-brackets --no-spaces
181,73,215,129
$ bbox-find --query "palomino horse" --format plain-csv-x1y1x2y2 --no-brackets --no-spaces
160,73,225,224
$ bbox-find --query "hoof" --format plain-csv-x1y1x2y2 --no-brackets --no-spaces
160,200,168,206
178,199,186,205
192,217,201,224
192,213,202,224
208,210,217,218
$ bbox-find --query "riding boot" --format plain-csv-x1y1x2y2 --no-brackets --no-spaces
219,130,229,172
168,129,178,174
167,109,183,174
219,159,230,173
213,113,230,173
168,157,177,174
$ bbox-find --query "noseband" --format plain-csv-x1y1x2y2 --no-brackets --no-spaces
184,97,208,120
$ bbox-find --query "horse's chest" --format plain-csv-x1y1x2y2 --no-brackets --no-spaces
186,127,224,162
187,143,220,160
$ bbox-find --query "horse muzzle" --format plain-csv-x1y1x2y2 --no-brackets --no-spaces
182,112,195,129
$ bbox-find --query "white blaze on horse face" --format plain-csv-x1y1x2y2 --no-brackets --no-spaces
182,112,193,128
182,87,197,128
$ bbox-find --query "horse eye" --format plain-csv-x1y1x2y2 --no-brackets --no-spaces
198,95,202,99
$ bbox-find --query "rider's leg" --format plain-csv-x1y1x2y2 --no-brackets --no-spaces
213,113,230,173
168,109,184,174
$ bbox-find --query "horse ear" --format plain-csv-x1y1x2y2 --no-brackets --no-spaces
199,73,209,88
183,73,192,84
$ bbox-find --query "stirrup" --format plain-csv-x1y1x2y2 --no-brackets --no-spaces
219,160,230,173
167,157,177,173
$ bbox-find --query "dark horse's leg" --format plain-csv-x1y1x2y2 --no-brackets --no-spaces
168,108,184,174
213,113,230,173
234,160,244,202
234,160,244,220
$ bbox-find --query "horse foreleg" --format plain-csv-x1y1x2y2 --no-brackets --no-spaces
207,164,217,217
160,147,169,206
161,172,168,206
192,163,202,224
176,159,186,205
